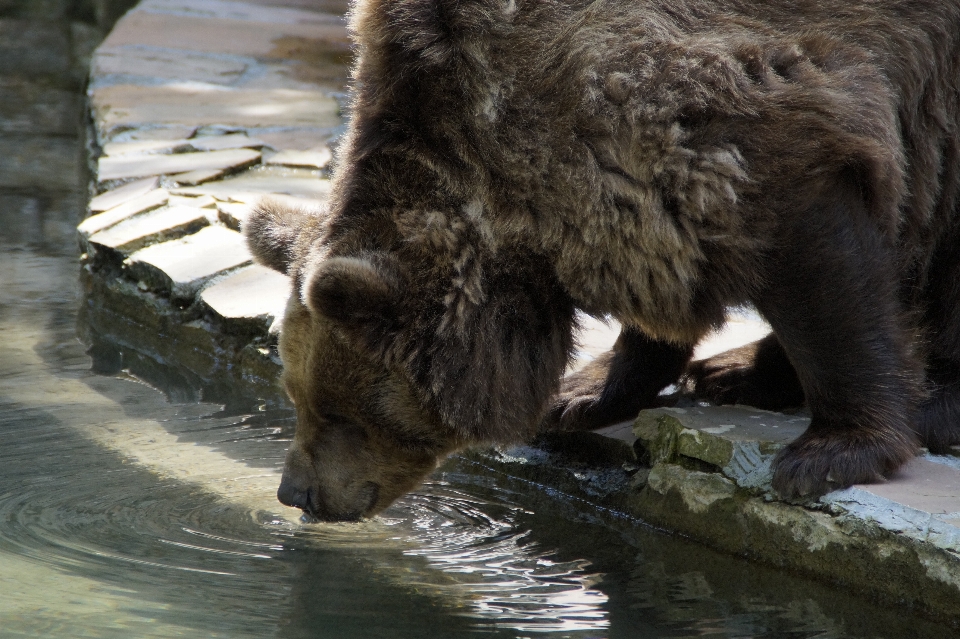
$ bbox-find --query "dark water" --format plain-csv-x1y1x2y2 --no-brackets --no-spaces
1,7,959,639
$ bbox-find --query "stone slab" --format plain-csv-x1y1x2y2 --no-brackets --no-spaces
92,45,247,85
102,0,347,58
107,125,198,143
264,147,332,169
91,83,341,137
88,177,160,213
87,205,211,255
569,313,619,372
78,188,169,238
632,405,960,541
570,308,771,374
634,406,810,489
864,456,960,515
97,147,261,181
167,194,217,209
190,133,265,152
482,417,960,624
137,0,347,25
101,138,195,157
124,225,251,300
595,420,638,447
102,134,264,157
199,264,291,332
255,129,338,152
171,168,333,200
169,169,226,186
216,202,250,230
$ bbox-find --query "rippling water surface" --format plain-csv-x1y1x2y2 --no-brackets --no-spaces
3,202,958,639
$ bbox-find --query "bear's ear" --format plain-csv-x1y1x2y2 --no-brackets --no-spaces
304,255,401,341
244,199,316,274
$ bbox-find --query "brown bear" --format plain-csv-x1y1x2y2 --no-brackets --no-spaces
246,0,960,521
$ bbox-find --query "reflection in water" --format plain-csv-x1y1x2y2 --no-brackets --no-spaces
397,485,609,634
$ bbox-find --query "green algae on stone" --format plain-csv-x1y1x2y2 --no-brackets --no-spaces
635,406,810,490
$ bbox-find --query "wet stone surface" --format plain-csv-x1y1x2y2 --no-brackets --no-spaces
88,175,158,212
87,203,212,255
78,187,169,238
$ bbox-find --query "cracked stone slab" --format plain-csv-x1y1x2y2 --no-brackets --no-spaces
171,168,333,200
169,169,229,186
137,0,348,25
634,405,960,543
199,264,291,333
216,202,250,230
91,84,341,138
823,456,960,535
254,129,339,152
101,138,194,157
190,134,265,152
79,188,169,239
265,147,332,169
167,194,217,209
634,405,810,489
102,1,347,59
107,125,198,143
92,45,248,86
124,225,252,300
87,205,211,256
97,147,261,182
103,133,266,157
693,308,772,360
88,177,160,213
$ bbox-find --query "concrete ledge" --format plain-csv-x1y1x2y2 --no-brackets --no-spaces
468,406,960,625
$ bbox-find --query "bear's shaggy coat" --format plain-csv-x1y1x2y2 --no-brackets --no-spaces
247,0,960,520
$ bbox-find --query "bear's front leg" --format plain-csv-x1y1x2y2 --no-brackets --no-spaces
543,326,693,431
757,180,922,498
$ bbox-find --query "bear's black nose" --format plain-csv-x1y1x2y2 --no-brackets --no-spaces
277,476,310,510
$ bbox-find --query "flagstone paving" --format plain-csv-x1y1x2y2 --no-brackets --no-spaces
124,224,251,300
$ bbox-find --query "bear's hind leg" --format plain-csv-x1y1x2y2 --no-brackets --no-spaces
543,326,693,431
916,235,960,452
688,332,806,411
917,378,960,453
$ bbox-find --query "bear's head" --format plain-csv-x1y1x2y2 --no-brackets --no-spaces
245,200,576,521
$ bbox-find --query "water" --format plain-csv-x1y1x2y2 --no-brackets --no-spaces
1,8,958,639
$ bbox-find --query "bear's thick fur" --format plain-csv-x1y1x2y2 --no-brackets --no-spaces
246,0,960,520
